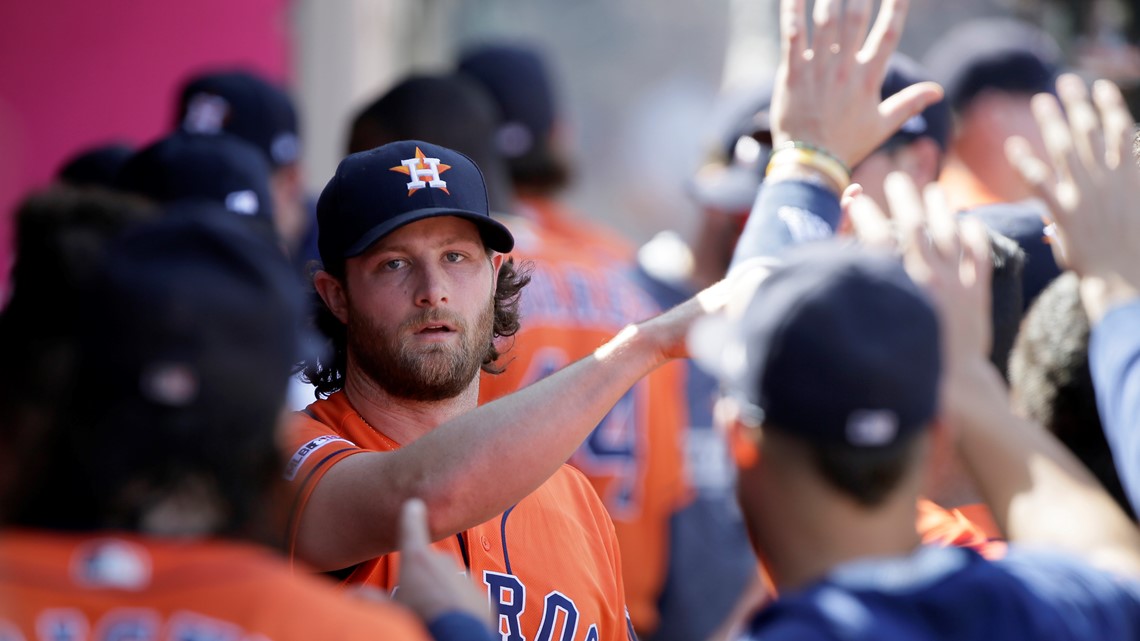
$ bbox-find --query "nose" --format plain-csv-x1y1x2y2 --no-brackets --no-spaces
413,262,449,308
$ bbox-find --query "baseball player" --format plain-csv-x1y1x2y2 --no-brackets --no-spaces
0,204,492,641
345,72,690,636
285,139,719,641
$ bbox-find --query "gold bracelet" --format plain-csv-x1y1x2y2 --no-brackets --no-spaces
766,147,851,192
772,140,852,175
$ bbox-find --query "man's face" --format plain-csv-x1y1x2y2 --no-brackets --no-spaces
342,216,500,402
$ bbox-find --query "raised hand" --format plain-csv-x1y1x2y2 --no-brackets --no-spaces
770,0,942,168
1005,74,1140,322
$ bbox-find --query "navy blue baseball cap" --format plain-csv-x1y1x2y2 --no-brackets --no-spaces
458,43,557,159
116,132,275,231
922,18,1061,114
694,243,941,447
177,70,300,167
880,54,951,152
57,142,135,189
317,140,515,266
79,209,308,414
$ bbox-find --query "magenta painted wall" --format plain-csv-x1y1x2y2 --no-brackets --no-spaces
0,0,291,298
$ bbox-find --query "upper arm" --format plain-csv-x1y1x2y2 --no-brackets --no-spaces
292,450,404,571
1090,300,1140,513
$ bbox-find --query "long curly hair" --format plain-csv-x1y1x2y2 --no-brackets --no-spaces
299,255,530,400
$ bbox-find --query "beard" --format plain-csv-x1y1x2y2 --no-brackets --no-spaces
347,298,495,402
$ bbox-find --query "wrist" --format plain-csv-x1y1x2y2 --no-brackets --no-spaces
765,142,852,196
1080,274,1140,325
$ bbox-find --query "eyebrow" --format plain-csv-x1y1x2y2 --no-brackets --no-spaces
369,235,485,256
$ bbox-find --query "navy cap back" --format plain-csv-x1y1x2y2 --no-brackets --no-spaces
700,243,941,447
317,140,514,267
57,143,135,189
81,209,305,415
458,43,557,159
922,18,1062,113
116,132,276,233
177,70,300,167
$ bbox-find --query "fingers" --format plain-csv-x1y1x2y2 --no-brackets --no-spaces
924,183,960,260
839,0,873,60
859,0,908,71
1032,91,1081,186
1092,79,1134,170
846,189,897,250
959,216,993,295
399,498,430,554
781,0,808,71
1005,135,1065,219
1056,74,1105,174
878,82,944,145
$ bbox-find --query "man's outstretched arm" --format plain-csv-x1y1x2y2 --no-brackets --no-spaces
293,285,728,571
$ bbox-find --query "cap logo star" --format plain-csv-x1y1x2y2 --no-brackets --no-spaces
390,147,450,195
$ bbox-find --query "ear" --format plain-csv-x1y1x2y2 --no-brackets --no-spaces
490,251,505,289
715,396,763,470
313,270,350,325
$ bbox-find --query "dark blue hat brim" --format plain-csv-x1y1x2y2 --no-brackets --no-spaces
343,207,515,257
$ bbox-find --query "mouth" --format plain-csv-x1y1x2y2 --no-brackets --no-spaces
414,322,456,335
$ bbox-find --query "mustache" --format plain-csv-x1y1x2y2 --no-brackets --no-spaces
399,309,467,333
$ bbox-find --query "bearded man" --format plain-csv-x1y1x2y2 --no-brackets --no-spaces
283,140,706,640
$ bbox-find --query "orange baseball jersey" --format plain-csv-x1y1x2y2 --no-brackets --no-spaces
916,498,1008,560
0,530,430,641
479,214,689,635
515,195,635,266
285,391,635,641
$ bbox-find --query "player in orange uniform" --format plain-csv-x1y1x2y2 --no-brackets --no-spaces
0,202,491,641
289,139,699,641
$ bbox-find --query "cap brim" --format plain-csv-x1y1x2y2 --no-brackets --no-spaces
344,207,515,257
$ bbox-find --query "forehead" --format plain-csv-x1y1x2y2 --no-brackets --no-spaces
367,216,486,253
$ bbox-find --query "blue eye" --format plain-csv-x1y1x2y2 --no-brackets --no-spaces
444,252,464,263
384,259,407,270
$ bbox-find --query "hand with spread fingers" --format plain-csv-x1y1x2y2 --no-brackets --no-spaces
1006,73,1140,322
769,0,943,170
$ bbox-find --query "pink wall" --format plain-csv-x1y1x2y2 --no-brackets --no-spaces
0,0,291,297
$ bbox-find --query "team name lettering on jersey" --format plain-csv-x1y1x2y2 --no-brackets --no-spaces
484,572,594,641
389,147,451,195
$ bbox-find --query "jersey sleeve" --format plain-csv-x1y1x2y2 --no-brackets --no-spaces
730,179,842,271
998,546,1140,639
281,411,366,562
1088,299,1140,514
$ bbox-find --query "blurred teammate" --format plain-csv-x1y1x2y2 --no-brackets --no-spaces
0,207,491,640
175,69,314,260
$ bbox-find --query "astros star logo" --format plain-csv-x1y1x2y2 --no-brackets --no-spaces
390,147,451,195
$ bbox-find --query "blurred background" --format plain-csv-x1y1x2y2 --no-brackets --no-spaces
2,0,1138,291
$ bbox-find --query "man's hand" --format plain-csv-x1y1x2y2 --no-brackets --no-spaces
769,0,942,168
394,499,491,627
1005,74,1140,323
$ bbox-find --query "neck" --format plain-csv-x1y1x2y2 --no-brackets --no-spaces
745,460,923,592
342,365,480,446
